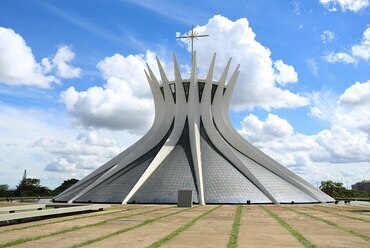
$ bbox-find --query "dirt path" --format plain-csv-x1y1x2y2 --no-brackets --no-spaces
267,206,370,248
238,206,300,247
162,205,234,248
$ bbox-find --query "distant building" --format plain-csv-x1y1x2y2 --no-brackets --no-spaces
352,180,370,192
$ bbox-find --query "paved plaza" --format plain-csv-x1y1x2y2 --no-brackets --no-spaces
0,203,369,247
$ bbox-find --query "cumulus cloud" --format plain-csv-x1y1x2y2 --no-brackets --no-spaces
0,104,73,188
239,114,294,143
238,78,370,184
307,90,337,121
323,52,357,64
0,27,58,88
238,113,370,183
60,50,160,132
323,27,370,64
50,46,81,78
239,114,327,175
335,80,370,132
0,27,81,88
273,60,298,86
321,30,335,43
351,27,370,61
309,106,326,119
319,0,369,12
339,80,370,105
0,102,143,188
178,15,309,111
315,128,370,163
41,130,122,173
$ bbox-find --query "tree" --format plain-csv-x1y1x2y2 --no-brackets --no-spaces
14,178,51,197
0,184,8,191
319,180,349,198
319,180,369,199
0,184,9,197
53,179,79,195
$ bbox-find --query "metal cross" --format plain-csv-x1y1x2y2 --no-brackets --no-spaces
176,25,209,63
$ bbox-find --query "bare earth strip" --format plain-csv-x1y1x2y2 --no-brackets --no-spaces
268,206,369,248
1,206,169,247
86,206,214,247
238,206,301,247
308,205,370,223
0,205,153,243
296,207,370,236
161,205,235,248
320,205,370,220
327,204,370,212
11,206,176,248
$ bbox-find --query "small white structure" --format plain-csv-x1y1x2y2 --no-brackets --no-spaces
55,53,334,204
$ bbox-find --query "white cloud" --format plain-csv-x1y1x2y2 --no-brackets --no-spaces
323,27,370,64
320,0,369,12
321,30,335,43
0,104,73,188
351,27,370,61
239,114,294,143
41,45,81,78
323,52,357,64
335,80,370,132
238,78,370,185
315,127,370,163
306,59,319,76
339,80,370,105
238,111,370,184
0,103,142,188
292,0,302,15
52,46,81,78
309,106,326,119
0,27,81,88
307,90,337,121
273,60,298,86
179,15,309,111
41,130,122,173
0,27,58,88
60,50,159,132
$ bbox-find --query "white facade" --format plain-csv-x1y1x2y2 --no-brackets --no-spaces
54,53,334,204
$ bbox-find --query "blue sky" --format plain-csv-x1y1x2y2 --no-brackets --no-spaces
0,0,369,189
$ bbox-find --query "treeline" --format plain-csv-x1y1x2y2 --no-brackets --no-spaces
320,180,369,199
0,178,78,198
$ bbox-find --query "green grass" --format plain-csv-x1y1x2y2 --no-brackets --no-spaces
70,206,201,248
148,205,221,248
227,206,243,248
305,206,370,223
260,206,316,248
0,205,144,234
0,206,173,247
287,207,370,243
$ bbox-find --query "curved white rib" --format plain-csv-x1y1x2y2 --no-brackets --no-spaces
59,66,169,200
122,54,187,204
187,52,205,205
211,63,324,203
67,67,174,203
218,70,326,202
200,54,278,203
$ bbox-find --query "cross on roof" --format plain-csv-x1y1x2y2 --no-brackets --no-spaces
176,25,209,63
